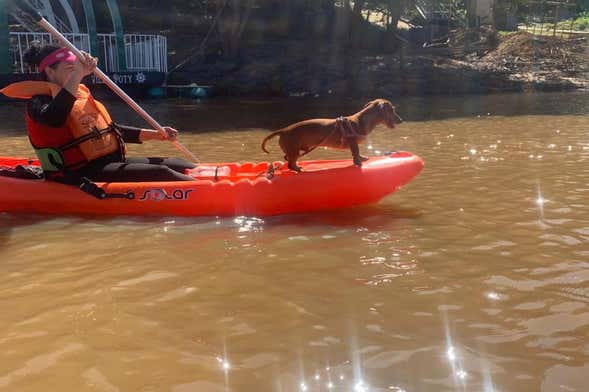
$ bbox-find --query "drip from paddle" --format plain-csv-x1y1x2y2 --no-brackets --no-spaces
12,1,200,163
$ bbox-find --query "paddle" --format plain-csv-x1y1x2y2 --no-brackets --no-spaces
12,0,200,163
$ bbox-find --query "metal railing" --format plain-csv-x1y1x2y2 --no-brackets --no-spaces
521,0,581,38
125,34,168,72
9,31,168,74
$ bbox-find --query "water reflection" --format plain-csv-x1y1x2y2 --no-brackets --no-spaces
535,181,548,228
295,358,373,392
234,216,265,232
216,353,231,391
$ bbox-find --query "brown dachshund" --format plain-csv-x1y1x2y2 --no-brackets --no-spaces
261,99,403,172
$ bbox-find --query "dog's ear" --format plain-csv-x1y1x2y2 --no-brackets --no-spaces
363,100,377,109
379,100,397,111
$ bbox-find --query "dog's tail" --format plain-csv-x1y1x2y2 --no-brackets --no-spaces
261,130,282,154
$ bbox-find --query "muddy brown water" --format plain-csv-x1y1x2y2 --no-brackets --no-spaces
0,92,588,391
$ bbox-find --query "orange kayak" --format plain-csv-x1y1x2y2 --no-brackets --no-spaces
0,152,423,217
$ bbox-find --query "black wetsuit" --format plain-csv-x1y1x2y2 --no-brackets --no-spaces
27,89,195,182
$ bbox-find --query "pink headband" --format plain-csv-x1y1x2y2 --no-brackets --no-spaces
38,48,77,72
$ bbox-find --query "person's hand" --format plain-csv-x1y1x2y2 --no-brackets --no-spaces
160,126,178,141
74,51,97,77
141,127,179,141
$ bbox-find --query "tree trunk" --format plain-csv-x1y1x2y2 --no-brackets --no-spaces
465,0,478,28
353,0,366,15
216,0,253,60
343,0,352,12
384,0,403,52
349,0,366,48
387,0,403,33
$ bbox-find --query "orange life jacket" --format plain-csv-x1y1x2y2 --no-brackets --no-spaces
1,81,123,172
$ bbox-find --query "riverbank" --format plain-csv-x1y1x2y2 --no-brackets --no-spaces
168,31,588,98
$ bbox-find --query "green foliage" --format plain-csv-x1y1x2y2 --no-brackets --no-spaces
573,11,589,30
553,11,589,30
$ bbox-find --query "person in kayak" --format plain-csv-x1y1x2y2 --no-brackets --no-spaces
1,43,195,183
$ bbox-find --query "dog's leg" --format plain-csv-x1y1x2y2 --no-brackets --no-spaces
288,161,302,172
348,138,364,167
285,150,302,172
279,136,302,172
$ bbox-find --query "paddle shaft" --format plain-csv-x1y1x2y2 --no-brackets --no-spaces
19,5,200,163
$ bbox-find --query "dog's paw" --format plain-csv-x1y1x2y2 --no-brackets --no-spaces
353,159,363,167
360,155,369,162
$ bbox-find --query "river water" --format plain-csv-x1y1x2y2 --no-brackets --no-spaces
0,92,588,391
